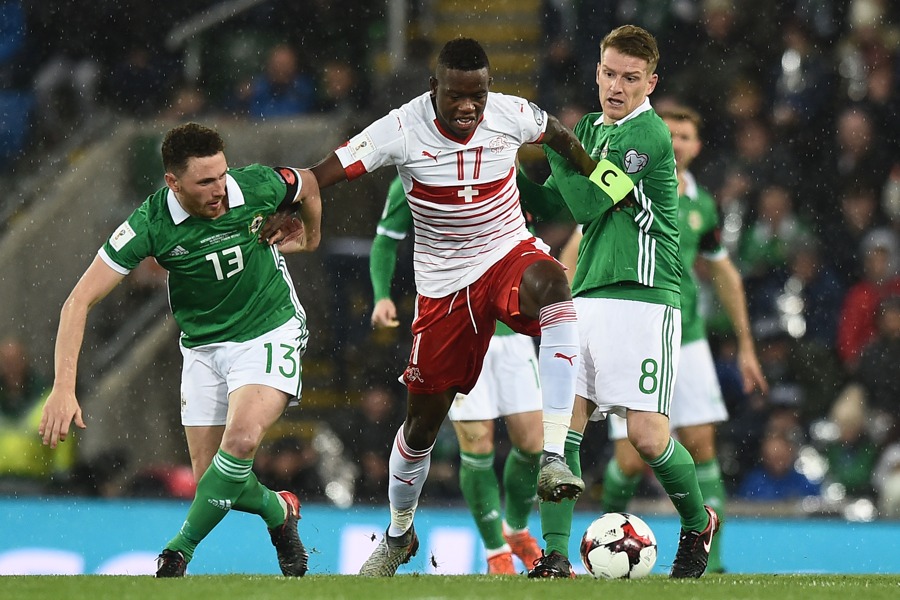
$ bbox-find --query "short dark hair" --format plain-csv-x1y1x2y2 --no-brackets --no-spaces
437,38,490,72
161,122,225,175
657,105,703,135
600,24,660,73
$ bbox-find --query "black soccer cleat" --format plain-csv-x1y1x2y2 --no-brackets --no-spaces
670,505,719,578
155,549,187,578
269,491,309,577
527,550,576,579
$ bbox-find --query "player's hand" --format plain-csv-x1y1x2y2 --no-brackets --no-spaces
38,387,86,449
737,348,769,396
275,217,308,252
371,298,400,328
258,210,295,245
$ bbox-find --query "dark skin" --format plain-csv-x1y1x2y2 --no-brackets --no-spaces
262,64,597,450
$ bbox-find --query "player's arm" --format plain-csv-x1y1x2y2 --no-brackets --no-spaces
370,234,401,328
40,256,125,448
541,114,596,176
559,226,583,286
369,178,411,328
703,254,769,395
276,168,323,253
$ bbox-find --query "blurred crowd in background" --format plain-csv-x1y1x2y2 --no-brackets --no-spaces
2,0,900,521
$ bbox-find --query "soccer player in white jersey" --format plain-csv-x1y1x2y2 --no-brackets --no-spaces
39,123,322,577
264,38,597,576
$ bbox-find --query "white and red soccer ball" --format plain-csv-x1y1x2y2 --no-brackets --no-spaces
580,512,658,579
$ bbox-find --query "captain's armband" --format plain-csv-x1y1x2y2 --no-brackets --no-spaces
588,159,634,204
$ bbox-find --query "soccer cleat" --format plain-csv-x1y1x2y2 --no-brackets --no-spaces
527,550,576,579
503,529,542,569
359,525,419,576
486,551,516,575
155,549,187,578
537,452,584,503
269,491,309,577
670,505,720,578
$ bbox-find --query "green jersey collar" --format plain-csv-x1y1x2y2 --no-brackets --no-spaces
166,173,246,224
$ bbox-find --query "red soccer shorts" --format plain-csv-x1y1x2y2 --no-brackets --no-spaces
402,238,555,394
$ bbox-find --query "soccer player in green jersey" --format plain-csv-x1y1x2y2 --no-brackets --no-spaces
517,25,719,579
38,123,322,577
370,176,544,574
574,105,769,573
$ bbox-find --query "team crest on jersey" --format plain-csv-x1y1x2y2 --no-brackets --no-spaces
689,210,703,231
489,135,511,154
528,101,545,126
593,141,609,160
249,214,265,235
347,131,376,160
109,221,136,251
404,366,424,384
623,149,649,174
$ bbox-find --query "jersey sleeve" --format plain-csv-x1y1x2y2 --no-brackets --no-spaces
698,196,727,261
375,176,412,240
335,109,408,180
542,116,616,223
99,203,153,274
494,94,548,145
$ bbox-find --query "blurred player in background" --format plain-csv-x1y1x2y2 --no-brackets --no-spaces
39,122,321,578
370,176,543,574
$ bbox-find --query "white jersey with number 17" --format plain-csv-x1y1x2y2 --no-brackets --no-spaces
335,91,550,298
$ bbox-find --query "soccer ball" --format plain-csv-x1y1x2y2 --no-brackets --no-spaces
580,512,657,579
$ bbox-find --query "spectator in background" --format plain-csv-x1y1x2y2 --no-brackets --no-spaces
0,336,72,493
254,435,326,502
837,229,900,371
23,3,103,147
737,432,820,501
336,386,403,504
854,295,900,431
821,186,883,285
317,59,367,124
822,384,878,498
739,185,812,317
234,43,316,119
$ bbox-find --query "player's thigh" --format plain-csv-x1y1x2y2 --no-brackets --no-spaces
669,339,728,429
503,410,542,453
575,297,681,420
452,419,495,454
222,383,291,458
492,334,542,417
180,344,229,427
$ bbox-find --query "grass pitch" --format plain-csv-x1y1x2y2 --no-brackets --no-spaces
5,574,900,600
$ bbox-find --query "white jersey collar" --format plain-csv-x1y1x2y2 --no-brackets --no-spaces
593,97,654,127
166,173,244,224
682,170,699,200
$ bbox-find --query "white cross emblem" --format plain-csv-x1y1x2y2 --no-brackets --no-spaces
458,185,479,203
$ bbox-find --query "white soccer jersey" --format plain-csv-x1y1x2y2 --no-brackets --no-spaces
335,91,549,297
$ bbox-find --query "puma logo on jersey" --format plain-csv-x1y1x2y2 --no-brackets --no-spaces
421,150,441,161
553,352,577,365
208,498,232,510
168,245,189,256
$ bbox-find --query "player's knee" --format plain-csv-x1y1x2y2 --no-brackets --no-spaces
521,262,572,310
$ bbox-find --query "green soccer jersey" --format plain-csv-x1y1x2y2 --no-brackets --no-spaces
100,164,306,348
371,175,515,336
520,101,680,308
678,171,726,344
